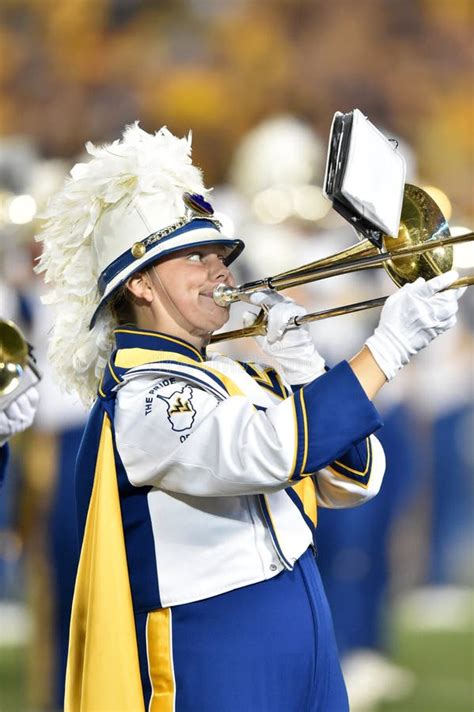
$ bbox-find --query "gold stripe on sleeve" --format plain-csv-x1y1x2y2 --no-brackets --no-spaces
289,397,299,480
332,438,371,476
299,390,309,473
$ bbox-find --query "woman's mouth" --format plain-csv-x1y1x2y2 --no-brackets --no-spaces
200,292,229,309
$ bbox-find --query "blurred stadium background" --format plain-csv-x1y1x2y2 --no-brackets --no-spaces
0,1,473,711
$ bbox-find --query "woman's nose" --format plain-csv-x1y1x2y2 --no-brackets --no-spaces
208,255,230,282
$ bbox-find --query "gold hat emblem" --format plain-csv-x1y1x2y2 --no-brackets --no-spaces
131,242,146,259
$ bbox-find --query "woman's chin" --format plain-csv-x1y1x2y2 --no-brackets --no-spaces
201,315,229,338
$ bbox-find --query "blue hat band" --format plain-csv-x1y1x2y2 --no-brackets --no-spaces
90,218,244,329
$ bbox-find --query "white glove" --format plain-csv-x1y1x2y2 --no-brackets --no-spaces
0,386,39,447
242,290,326,385
365,270,466,381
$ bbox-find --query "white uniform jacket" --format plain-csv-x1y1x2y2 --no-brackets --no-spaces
75,327,385,611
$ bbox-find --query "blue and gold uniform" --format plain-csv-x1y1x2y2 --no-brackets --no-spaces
67,327,385,712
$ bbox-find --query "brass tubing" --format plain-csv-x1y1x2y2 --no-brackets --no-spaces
271,238,379,279
213,232,474,306
294,275,474,327
210,275,474,344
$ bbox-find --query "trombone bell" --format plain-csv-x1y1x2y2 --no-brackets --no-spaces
211,184,473,343
384,184,452,287
213,184,456,307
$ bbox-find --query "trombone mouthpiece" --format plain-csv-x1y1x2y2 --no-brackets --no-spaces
213,283,239,306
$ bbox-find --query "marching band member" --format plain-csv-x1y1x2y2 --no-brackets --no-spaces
36,123,464,712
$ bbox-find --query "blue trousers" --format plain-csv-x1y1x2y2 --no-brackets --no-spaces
135,547,348,712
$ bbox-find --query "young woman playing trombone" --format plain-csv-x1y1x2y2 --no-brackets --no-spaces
37,123,464,712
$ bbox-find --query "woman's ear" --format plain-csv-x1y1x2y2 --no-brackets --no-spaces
126,271,154,303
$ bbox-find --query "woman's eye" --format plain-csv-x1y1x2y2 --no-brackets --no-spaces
187,253,202,262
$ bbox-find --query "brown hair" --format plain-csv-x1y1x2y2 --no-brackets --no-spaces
109,282,136,326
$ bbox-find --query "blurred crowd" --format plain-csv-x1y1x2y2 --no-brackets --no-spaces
0,1,473,710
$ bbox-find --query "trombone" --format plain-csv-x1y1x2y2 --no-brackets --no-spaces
211,185,474,343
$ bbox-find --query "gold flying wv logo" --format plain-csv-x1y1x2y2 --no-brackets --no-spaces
169,397,192,414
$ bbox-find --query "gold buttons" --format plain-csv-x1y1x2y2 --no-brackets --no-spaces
131,242,146,259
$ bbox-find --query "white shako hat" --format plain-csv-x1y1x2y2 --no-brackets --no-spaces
91,190,244,327
90,136,244,327
35,123,244,405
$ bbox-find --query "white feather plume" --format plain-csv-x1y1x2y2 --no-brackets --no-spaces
35,123,206,406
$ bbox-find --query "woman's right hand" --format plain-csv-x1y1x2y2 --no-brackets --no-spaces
242,290,326,385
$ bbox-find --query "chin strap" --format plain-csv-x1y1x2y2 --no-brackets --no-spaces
151,264,194,334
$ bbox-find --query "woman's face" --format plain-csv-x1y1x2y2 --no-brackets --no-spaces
139,244,236,347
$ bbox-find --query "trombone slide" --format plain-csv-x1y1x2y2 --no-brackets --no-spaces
210,276,474,344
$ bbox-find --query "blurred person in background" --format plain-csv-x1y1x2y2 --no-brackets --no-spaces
22,269,87,710
407,289,474,587
35,122,465,712
0,150,87,711
0,140,41,481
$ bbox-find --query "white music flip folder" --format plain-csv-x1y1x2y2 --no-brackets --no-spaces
324,108,406,246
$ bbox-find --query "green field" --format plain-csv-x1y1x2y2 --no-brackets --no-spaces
0,646,26,712
0,616,473,712
379,627,474,712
